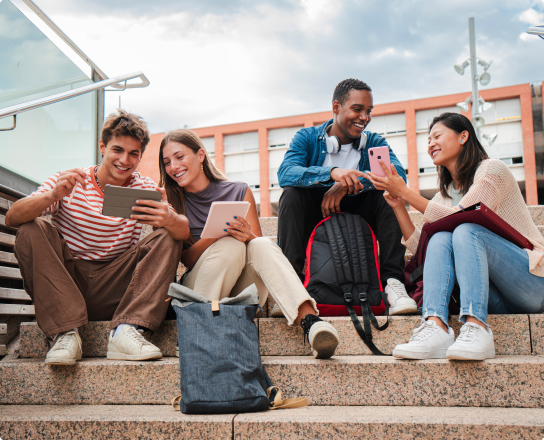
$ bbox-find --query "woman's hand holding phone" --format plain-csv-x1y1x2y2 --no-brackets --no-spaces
363,160,408,200
225,215,255,243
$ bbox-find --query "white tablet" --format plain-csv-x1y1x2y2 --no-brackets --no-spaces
200,201,251,239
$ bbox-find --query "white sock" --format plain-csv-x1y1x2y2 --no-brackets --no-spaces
73,328,79,334
113,324,137,338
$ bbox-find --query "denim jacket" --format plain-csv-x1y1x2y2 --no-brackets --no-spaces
278,119,407,191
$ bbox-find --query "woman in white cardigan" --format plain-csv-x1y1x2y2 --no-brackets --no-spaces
363,112,544,361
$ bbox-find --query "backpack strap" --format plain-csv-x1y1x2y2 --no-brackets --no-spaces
322,214,389,356
352,216,389,332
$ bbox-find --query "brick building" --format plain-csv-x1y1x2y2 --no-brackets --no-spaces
139,82,544,216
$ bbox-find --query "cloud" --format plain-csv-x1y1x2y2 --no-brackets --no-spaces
518,8,544,25
24,0,544,133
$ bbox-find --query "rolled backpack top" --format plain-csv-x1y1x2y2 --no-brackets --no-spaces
304,212,390,355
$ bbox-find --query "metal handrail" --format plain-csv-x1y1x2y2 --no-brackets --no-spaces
0,71,150,120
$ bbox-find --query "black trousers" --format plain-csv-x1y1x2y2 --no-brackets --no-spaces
277,186,406,287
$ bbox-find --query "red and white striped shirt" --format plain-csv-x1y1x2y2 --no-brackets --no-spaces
32,166,160,261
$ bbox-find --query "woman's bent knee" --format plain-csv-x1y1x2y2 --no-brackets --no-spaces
451,223,485,248
247,236,273,251
215,236,247,263
428,231,453,250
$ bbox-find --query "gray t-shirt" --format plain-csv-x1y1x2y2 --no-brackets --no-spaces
449,185,464,207
184,180,248,240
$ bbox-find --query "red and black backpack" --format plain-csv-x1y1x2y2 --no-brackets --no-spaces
304,212,389,355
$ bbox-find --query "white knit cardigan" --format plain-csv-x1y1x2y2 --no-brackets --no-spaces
403,159,544,277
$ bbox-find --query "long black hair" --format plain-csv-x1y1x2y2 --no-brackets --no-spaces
429,112,489,198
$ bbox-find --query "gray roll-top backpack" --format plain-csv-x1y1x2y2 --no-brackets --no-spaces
168,283,308,414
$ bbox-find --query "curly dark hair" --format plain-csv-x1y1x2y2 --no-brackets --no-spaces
332,78,372,105
429,112,489,199
101,109,150,154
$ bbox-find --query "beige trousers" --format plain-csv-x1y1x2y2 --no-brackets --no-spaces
182,236,317,326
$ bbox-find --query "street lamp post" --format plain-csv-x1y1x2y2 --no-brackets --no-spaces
454,17,493,141
468,18,482,139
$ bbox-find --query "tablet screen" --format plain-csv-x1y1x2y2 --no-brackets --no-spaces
200,201,251,239
102,185,162,219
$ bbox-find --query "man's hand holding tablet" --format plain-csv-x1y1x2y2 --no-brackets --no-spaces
201,202,251,241
102,185,176,229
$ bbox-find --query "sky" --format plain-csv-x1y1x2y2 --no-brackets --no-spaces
28,0,544,134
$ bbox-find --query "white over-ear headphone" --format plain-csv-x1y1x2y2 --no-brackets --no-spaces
326,134,343,154
325,126,367,154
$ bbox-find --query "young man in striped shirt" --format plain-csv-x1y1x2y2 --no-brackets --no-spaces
7,110,189,365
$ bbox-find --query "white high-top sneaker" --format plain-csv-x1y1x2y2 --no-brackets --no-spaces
393,320,455,359
45,330,82,365
107,326,162,361
385,278,418,315
446,322,495,361
300,314,339,359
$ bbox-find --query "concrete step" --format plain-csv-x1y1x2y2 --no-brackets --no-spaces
0,405,234,440
19,320,178,358
1,405,543,440
259,314,534,357
18,314,543,358
258,205,544,237
234,406,544,439
2,355,544,407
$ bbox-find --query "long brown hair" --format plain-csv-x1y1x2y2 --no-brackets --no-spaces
429,112,489,199
159,129,227,243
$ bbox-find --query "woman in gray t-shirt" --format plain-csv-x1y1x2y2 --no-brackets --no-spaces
158,129,340,359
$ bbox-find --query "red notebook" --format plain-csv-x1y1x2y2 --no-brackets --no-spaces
422,202,533,250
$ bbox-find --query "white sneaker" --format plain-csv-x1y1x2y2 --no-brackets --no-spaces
45,330,82,365
446,322,495,361
386,278,418,315
301,315,339,359
107,326,162,361
393,320,454,359
269,303,284,317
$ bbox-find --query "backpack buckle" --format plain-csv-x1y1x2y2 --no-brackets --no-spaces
344,292,353,303
359,292,368,303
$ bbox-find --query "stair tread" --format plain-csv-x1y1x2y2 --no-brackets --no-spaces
1,404,542,424
0,404,233,421
2,405,543,440
18,314,538,358
234,404,544,425
2,355,544,407
0,405,233,440
4,354,542,364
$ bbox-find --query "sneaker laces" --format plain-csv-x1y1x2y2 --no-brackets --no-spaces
300,314,322,345
409,322,438,343
456,324,481,343
51,331,76,351
124,327,154,346
388,281,409,299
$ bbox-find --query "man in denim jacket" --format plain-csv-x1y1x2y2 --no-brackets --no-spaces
276,78,417,316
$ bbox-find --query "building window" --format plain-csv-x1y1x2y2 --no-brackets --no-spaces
367,113,406,135
201,136,215,155
224,132,259,154
223,132,260,188
268,126,303,187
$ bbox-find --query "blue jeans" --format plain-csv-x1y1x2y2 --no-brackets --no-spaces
423,223,544,327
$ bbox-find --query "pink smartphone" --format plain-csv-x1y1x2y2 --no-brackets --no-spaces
368,146,391,177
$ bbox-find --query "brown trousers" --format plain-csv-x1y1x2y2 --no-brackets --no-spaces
14,218,183,337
